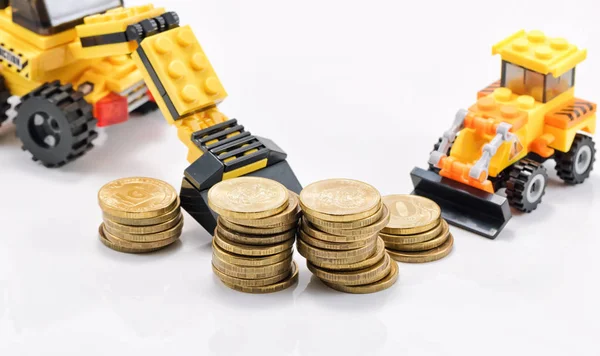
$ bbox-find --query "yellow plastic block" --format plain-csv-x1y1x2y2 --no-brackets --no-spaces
140,25,227,119
545,115,596,152
77,5,165,38
223,159,268,181
493,30,587,76
69,39,139,59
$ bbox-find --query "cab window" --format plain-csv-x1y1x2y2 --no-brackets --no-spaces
501,61,575,103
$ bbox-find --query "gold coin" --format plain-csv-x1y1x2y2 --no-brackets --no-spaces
208,177,289,219
216,224,296,246
304,202,383,230
310,237,387,271
212,240,293,267
104,213,183,235
103,205,181,226
379,220,444,244
300,179,381,222
381,195,441,235
296,236,376,261
99,226,161,254
301,219,372,243
212,254,292,279
98,177,178,219
213,230,294,257
101,224,179,250
308,253,391,286
387,234,454,263
385,220,450,252
315,205,390,238
322,257,399,294
225,191,301,227
298,229,376,250
212,264,291,287
219,261,299,294
218,217,297,235
103,215,184,242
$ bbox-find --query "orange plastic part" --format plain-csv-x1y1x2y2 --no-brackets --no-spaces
545,98,596,129
529,134,555,158
467,97,529,134
477,80,501,99
438,156,495,193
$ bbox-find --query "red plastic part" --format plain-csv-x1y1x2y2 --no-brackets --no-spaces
147,89,155,102
94,92,129,127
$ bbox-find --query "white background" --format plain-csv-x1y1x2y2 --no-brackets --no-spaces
1,0,599,355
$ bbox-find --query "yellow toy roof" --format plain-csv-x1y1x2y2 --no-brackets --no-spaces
492,30,587,77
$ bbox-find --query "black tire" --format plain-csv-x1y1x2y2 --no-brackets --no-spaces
506,159,548,213
429,137,453,172
131,101,159,115
0,75,11,126
555,134,596,184
15,81,98,168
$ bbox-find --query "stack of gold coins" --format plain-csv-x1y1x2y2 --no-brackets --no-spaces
208,177,300,293
380,195,453,263
98,177,183,253
298,179,399,294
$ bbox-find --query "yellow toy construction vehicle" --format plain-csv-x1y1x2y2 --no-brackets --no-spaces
0,0,301,232
411,30,596,239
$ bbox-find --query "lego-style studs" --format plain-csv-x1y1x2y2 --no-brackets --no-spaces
500,105,519,119
535,46,553,60
517,95,535,110
168,60,187,79
512,38,529,52
181,85,201,103
154,37,174,54
176,29,195,47
190,53,207,71
204,78,221,95
493,88,512,102
527,30,546,43
477,97,496,111
550,38,569,51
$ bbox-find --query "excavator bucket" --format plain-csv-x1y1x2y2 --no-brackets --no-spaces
410,167,511,239
178,119,302,234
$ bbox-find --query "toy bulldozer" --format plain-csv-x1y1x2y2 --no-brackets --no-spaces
0,0,301,233
411,30,596,239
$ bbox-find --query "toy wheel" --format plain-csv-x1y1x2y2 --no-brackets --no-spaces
555,134,596,184
506,159,548,213
132,101,159,115
429,137,453,172
0,75,11,126
15,81,99,168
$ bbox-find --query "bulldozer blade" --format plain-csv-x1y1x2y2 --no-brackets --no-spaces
410,167,511,239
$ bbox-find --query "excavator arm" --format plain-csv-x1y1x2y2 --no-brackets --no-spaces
73,5,301,232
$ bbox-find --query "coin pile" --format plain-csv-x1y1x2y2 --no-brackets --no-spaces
208,177,301,293
298,179,399,294
380,195,453,263
98,177,183,253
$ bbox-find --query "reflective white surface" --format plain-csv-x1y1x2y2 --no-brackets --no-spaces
1,0,599,354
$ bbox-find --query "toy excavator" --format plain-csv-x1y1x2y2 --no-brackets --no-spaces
411,30,596,239
0,0,301,232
